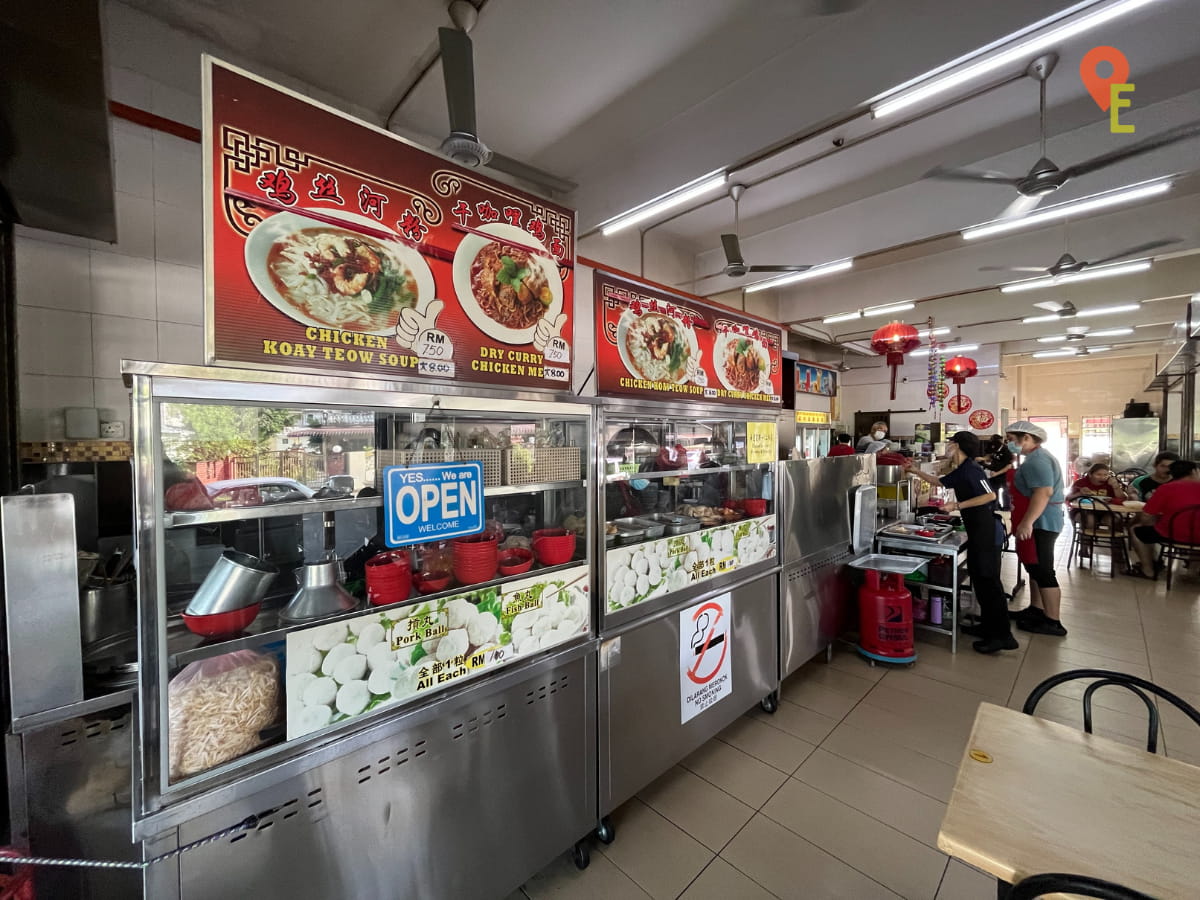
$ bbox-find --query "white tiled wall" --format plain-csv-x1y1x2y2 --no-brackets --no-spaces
16,0,385,441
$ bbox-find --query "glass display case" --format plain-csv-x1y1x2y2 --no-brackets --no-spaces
599,412,778,622
128,363,594,825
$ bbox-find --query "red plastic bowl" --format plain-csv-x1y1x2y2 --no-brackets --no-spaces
532,529,576,566
743,499,768,517
182,602,261,637
414,572,451,594
498,548,534,575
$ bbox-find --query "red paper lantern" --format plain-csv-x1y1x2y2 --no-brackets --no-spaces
943,355,978,404
870,321,921,400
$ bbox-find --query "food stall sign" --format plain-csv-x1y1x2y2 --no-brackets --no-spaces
204,58,574,391
680,593,733,723
794,410,830,424
796,362,837,397
285,565,590,740
593,271,782,407
746,422,777,463
383,462,484,546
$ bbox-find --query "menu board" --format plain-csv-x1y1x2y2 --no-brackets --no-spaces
204,59,574,390
593,271,782,407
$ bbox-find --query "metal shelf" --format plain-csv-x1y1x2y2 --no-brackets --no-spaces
605,463,765,483
165,480,587,527
165,557,588,668
915,622,954,636
905,579,956,594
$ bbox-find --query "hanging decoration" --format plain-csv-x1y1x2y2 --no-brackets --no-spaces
924,317,940,411
870,321,920,400
943,355,978,405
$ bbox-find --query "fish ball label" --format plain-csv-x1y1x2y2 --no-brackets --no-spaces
384,462,484,545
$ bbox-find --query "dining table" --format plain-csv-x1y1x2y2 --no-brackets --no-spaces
938,702,1200,899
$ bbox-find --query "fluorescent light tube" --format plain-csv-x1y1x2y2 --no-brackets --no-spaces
1077,303,1141,318
1037,335,1069,343
1032,349,1077,358
1087,327,1135,338
1000,259,1153,293
1022,313,1062,323
598,171,727,235
962,180,1172,241
1088,346,1113,352
912,343,979,357
822,310,863,324
864,301,916,317
872,0,1164,118
918,327,951,338
745,258,854,293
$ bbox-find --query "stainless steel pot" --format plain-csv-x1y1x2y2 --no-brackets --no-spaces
185,550,279,616
279,559,357,623
80,578,135,647
876,465,905,486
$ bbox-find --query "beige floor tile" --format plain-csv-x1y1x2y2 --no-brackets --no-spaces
721,814,901,900
682,738,789,809
904,644,1021,702
678,857,778,900
1022,640,1150,673
522,847,652,899
825,646,889,683
637,765,755,853
597,799,713,900
750,697,839,745
762,779,946,900
844,698,970,766
792,659,880,699
822,721,960,802
879,669,998,713
862,682,985,742
936,860,997,899
719,715,816,774
780,674,863,720
794,749,949,849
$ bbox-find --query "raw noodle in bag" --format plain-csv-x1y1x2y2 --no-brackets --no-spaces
168,650,280,780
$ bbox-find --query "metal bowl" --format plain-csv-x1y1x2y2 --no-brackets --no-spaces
185,550,279,617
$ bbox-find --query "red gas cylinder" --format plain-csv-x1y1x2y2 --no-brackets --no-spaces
858,569,915,660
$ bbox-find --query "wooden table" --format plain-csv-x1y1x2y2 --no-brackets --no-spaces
938,702,1200,899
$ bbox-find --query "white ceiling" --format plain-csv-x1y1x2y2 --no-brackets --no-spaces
119,0,1200,370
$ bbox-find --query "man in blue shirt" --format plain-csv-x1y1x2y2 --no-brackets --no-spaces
906,432,1015,654
1008,421,1067,636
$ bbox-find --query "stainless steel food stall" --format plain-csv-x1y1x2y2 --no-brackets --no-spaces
4,362,601,899
778,455,876,680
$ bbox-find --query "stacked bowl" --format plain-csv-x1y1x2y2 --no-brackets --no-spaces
532,529,576,566
365,551,413,606
452,533,500,585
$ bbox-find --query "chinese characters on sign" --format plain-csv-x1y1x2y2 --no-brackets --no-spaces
593,271,783,407
206,59,575,391
679,593,733,724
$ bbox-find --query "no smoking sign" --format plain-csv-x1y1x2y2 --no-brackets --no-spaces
679,594,734,723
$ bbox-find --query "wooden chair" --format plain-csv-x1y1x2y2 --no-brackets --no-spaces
1067,497,1126,577
1159,505,1200,589
1007,872,1155,899
1022,668,1200,754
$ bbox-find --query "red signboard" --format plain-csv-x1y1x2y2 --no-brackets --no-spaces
593,271,782,407
204,60,574,389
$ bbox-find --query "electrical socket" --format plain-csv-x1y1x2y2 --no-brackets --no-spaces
100,421,126,439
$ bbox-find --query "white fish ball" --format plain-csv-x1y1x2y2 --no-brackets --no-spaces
346,618,369,636
286,646,322,677
436,628,469,662
335,680,370,716
631,552,649,575
356,622,385,649
635,573,650,595
296,704,332,734
467,611,499,647
312,623,349,652
320,642,356,676
365,642,397,672
287,672,318,699
367,667,396,696
445,598,475,630
302,677,337,707
331,653,368,685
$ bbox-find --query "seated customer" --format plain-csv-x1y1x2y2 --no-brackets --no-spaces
1129,460,1200,577
1130,451,1181,501
1067,463,1128,503
856,421,889,452
828,433,855,457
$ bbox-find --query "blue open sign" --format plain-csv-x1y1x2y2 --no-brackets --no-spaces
383,462,485,547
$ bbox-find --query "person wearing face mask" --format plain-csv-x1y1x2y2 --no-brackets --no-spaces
856,421,889,452
904,432,1015,653
1007,421,1067,636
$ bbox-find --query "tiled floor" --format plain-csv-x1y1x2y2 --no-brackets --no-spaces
511,538,1200,899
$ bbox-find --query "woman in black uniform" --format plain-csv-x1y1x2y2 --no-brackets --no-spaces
904,432,1017,654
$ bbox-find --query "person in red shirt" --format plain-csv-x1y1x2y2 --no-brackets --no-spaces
1066,463,1127,502
827,433,855,457
1129,460,1200,577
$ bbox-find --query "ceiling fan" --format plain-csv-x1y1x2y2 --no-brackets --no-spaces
927,53,1200,221
436,2,575,194
980,237,1180,277
717,184,815,279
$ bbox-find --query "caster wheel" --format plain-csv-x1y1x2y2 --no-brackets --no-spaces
760,691,780,714
572,841,590,870
596,816,616,845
